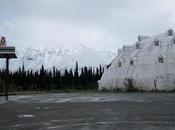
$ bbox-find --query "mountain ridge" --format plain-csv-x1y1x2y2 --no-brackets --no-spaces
2,43,116,70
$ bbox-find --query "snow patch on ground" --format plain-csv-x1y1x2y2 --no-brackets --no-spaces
19,114,35,118
0,93,157,104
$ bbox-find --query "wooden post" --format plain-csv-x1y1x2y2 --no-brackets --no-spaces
5,57,9,100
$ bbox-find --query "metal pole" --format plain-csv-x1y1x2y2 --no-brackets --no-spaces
5,57,9,100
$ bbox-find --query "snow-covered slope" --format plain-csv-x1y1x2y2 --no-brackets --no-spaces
2,44,116,70
99,29,175,91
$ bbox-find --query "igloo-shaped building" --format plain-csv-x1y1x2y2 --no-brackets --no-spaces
98,29,175,91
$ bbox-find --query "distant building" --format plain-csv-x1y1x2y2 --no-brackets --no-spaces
98,29,175,91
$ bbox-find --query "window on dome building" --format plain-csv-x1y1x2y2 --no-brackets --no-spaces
135,42,142,49
158,56,164,63
130,59,134,65
173,38,175,44
118,62,122,67
154,39,159,46
136,43,139,49
168,29,174,36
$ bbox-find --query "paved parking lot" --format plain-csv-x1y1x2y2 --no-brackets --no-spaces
0,93,175,130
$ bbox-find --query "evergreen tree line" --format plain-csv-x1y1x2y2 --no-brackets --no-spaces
0,62,104,93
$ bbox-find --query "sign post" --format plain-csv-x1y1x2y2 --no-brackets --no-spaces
5,57,9,100
0,37,17,100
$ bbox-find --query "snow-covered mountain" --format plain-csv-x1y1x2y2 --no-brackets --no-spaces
3,44,116,70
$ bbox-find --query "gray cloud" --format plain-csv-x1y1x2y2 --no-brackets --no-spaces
0,0,175,51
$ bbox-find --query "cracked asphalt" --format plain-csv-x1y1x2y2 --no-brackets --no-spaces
0,93,175,130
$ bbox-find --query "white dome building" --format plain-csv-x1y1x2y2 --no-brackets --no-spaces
98,29,175,91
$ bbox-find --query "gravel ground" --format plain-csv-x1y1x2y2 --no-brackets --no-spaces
0,93,175,130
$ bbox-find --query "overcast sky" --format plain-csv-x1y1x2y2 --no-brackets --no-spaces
0,0,175,51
